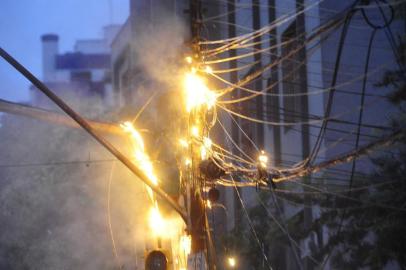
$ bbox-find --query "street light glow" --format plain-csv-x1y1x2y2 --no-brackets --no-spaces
258,150,268,168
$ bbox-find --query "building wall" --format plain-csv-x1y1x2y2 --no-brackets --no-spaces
33,25,120,114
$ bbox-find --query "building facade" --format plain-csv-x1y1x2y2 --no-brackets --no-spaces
31,25,121,113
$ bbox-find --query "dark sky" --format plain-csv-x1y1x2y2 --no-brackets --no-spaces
0,0,129,103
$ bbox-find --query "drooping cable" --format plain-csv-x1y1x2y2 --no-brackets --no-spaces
320,27,377,269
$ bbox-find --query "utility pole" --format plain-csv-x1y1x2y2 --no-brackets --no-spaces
185,1,215,269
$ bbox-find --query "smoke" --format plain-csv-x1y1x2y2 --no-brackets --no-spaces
133,14,188,85
0,4,190,270
0,93,157,269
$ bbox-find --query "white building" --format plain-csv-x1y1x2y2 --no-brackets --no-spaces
31,25,121,113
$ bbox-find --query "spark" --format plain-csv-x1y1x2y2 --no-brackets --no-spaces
200,137,213,160
191,126,199,137
180,235,192,256
121,121,158,187
184,72,216,112
121,121,158,203
185,158,192,167
149,205,165,237
179,138,189,148
185,56,193,64
204,66,213,74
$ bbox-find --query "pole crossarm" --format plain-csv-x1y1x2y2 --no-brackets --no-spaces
0,47,187,222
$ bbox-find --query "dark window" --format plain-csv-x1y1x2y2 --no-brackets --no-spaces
70,71,91,82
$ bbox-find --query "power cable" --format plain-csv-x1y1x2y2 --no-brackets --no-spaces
320,26,377,270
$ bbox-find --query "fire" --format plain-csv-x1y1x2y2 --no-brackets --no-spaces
191,126,199,137
121,121,158,193
149,205,165,237
180,235,192,256
184,72,216,112
200,137,212,160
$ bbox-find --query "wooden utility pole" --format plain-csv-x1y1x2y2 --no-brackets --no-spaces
185,1,215,269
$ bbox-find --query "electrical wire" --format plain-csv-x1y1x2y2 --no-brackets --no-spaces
230,174,274,270
306,9,356,166
320,27,377,269
256,192,306,269
106,161,122,268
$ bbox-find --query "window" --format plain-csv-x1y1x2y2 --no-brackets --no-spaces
70,71,91,82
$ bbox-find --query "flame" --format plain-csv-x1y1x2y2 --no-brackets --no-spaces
121,121,158,189
179,138,189,148
204,66,213,74
191,126,199,137
185,158,192,167
149,204,165,237
200,137,212,160
184,72,216,112
180,235,192,256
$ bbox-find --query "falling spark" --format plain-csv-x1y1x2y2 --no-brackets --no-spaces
185,56,193,64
